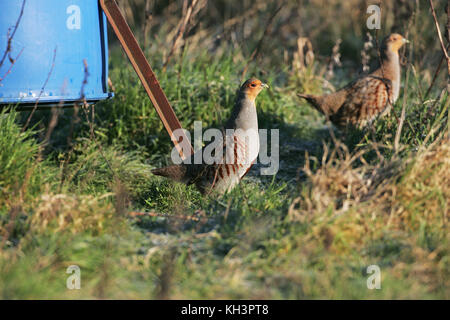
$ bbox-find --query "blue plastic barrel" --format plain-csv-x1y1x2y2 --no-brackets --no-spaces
0,1,112,106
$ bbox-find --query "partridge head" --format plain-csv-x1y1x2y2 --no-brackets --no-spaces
298,33,408,129
152,78,268,194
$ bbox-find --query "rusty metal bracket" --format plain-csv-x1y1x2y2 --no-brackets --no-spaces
99,0,193,159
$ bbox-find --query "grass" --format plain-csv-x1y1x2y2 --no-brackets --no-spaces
0,0,449,299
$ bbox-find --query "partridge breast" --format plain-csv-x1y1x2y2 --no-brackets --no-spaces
195,131,258,194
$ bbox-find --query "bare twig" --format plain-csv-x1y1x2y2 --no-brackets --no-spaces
58,100,79,192
394,61,411,152
326,38,342,79
22,47,57,132
447,1,450,44
142,0,153,53
75,59,124,193
78,61,118,181
57,59,90,190
107,77,116,92
394,2,416,152
424,43,450,100
361,32,373,73
43,99,64,145
0,47,24,83
429,0,450,79
422,89,449,146
240,4,284,81
427,86,447,118
0,0,26,69
162,0,200,71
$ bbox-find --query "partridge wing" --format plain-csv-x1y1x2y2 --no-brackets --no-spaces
333,76,393,128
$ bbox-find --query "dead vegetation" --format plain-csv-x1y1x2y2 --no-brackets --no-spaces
0,0,449,299
290,131,449,228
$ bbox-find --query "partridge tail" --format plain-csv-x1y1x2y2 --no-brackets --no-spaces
151,165,189,183
297,93,326,115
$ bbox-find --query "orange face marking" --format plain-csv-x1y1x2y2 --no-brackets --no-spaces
386,33,407,52
244,79,262,89
240,78,268,101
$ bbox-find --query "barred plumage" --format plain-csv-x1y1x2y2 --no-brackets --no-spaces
152,78,268,194
298,33,408,129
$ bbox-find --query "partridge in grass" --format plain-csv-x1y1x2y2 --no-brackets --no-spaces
152,78,268,194
298,33,409,129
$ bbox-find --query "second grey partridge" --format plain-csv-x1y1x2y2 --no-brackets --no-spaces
298,33,409,129
152,78,268,194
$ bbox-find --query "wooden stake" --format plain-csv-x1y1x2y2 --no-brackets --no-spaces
99,0,193,159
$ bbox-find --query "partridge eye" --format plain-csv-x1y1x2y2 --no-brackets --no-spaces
251,83,257,87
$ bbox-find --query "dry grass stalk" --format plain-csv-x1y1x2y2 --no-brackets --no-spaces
29,193,115,234
394,39,413,152
429,0,450,82
0,47,24,83
0,0,26,70
22,47,57,132
325,39,342,79
424,43,449,100
142,0,153,52
361,32,373,73
162,0,205,71
289,132,449,231
240,3,284,81
289,143,381,220
293,37,315,74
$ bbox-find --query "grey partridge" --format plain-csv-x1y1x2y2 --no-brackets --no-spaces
152,78,268,194
298,33,409,129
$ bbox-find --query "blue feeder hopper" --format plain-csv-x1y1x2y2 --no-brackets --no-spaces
0,0,113,106
0,0,192,159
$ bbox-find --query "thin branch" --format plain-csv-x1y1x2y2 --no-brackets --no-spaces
0,47,24,83
0,0,26,69
429,0,450,78
424,43,449,100
142,0,153,53
162,0,200,71
43,99,64,145
240,3,284,81
22,47,57,132
394,61,411,152
79,60,120,183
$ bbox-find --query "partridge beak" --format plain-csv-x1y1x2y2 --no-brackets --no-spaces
403,38,410,44
261,83,269,89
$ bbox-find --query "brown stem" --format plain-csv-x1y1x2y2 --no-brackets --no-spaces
240,4,284,82
394,59,411,153
22,47,57,132
0,47,24,83
429,0,450,78
142,0,153,53
0,0,26,69
424,43,450,100
162,0,200,71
